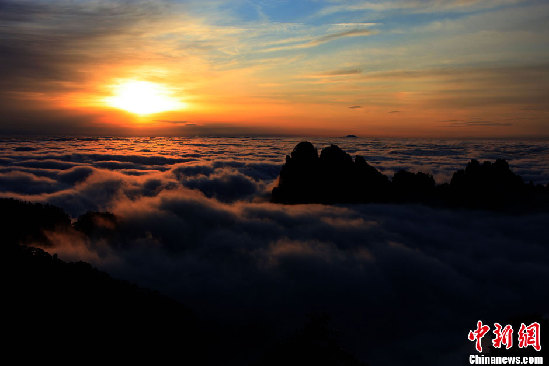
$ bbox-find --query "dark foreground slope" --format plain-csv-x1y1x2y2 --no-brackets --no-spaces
272,141,549,211
6,244,205,361
2,198,205,362
1,198,365,366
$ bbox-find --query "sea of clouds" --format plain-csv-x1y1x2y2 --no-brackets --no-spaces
1,136,548,365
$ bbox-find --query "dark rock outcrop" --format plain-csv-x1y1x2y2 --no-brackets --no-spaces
74,210,118,238
272,142,549,211
2,198,71,246
273,143,391,204
392,170,436,203
446,158,527,209
273,141,322,203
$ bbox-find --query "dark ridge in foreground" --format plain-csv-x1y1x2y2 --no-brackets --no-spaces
5,244,204,362
1,198,366,365
272,141,549,211
2,198,205,362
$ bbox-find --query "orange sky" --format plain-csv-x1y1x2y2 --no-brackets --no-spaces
1,0,548,137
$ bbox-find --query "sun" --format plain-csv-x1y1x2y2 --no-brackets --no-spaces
105,80,186,115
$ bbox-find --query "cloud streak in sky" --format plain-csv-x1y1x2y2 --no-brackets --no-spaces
257,28,376,53
316,0,528,16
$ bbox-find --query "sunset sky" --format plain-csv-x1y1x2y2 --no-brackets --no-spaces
1,0,548,137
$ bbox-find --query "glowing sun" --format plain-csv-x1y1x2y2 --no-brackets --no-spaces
105,80,185,115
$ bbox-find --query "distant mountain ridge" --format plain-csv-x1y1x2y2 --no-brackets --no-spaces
272,141,549,211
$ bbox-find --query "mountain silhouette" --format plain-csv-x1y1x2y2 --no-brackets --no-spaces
272,142,549,211
273,142,391,204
